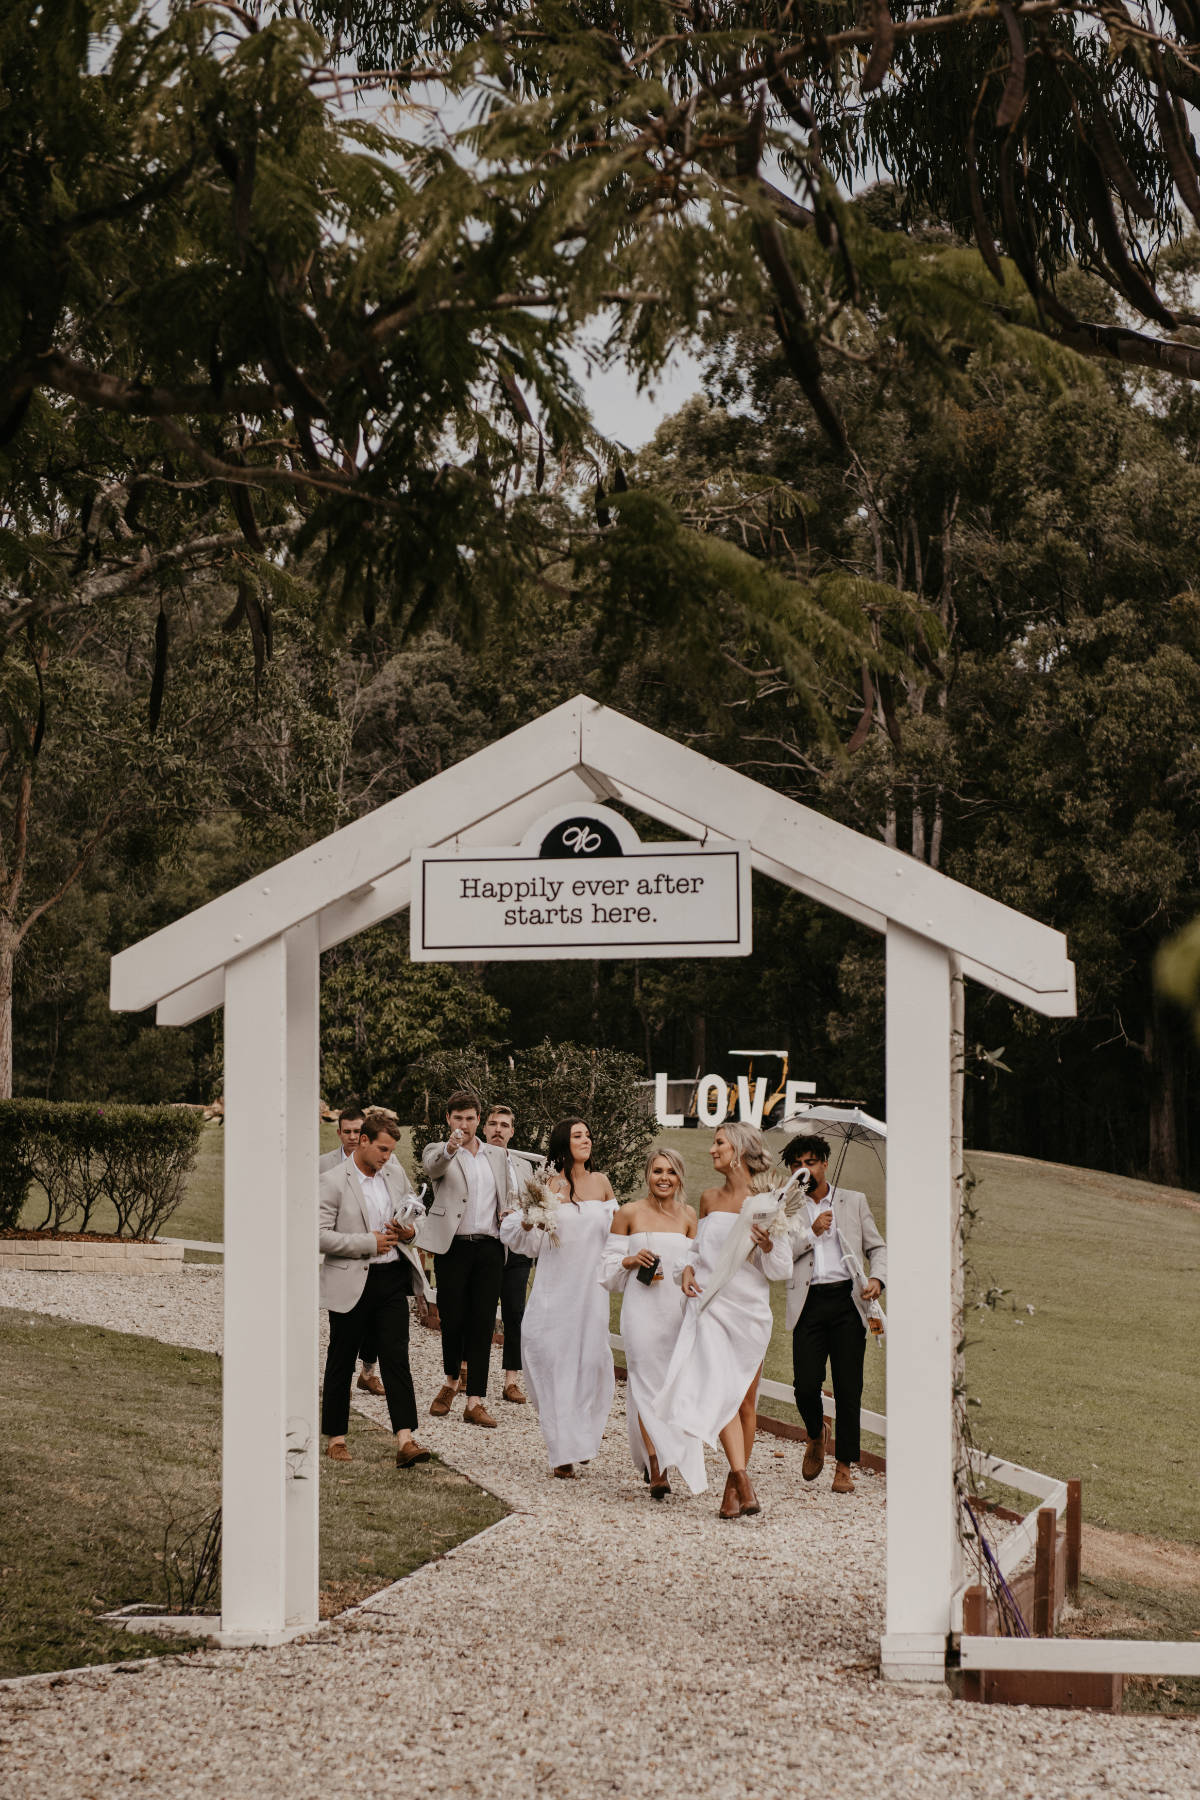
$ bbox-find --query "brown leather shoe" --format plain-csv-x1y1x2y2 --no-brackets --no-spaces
325,1440,351,1462
463,1401,498,1428
396,1440,431,1468
356,1370,386,1397
503,1380,527,1403
552,1464,576,1479
802,1419,829,1482
429,1383,459,1417
733,1470,761,1516
718,1472,740,1519
832,1460,856,1494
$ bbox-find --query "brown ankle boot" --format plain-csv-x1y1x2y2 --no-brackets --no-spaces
718,1472,740,1519
733,1470,761,1516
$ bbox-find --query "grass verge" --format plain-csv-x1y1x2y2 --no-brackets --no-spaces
0,1306,505,1679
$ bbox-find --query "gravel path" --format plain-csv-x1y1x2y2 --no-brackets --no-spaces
1,1269,1197,1800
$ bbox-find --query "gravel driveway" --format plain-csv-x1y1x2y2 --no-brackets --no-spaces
1,1268,1196,1799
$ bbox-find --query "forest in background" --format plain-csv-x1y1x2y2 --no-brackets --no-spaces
4,2,1200,1188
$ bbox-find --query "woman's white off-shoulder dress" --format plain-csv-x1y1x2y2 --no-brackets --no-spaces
653,1207,792,1493
599,1229,705,1492
500,1196,616,1469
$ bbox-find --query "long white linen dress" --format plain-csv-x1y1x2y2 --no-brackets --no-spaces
599,1230,705,1493
653,1207,793,1494
500,1196,616,1469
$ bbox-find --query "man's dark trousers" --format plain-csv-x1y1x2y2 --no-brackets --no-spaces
500,1249,533,1373
791,1279,866,1465
435,1235,504,1395
322,1260,417,1437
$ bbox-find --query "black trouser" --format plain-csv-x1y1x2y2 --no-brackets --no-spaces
434,1235,504,1395
359,1322,378,1366
500,1250,533,1373
792,1280,866,1466
322,1261,417,1437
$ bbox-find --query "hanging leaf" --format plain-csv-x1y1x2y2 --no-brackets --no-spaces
613,465,629,493
229,481,264,553
594,479,611,528
860,0,896,94
1153,66,1200,226
535,433,547,492
1082,150,1176,327
995,4,1027,130
1087,102,1155,222
149,606,168,733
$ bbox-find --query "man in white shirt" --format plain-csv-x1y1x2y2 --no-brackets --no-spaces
319,1107,431,1468
419,1090,515,1428
783,1134,887,1496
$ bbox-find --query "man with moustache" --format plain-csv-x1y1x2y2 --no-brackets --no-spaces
420,1090,516,1427
320,1107,432,1468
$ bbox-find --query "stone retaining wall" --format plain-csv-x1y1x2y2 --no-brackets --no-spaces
0,1237,184,1273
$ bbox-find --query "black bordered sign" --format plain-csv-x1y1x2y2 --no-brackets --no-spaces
410,802,751,962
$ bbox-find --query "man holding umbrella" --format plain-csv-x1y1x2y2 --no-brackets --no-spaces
782,1133,887,1495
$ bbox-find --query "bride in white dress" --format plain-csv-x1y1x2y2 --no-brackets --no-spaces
655,1122,792,1519
599,1148,702,1500
499,1116,615,1478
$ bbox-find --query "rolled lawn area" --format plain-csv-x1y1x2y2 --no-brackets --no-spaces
0,1307,506,1680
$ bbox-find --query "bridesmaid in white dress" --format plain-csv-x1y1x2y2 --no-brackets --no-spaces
599,1148,702,1500
655,1121,792,1519
499,1116,616,1479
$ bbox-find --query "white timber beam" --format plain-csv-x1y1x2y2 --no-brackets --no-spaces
880,924,957,1684
959,1638,1200,1677
283,918,320,1629
116,698,589,1012
578,701,1074,1014
153,768,599,1025
220,934,292,1645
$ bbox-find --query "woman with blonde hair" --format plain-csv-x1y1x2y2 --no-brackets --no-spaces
655,1120,791,1519
600,1147,701,1499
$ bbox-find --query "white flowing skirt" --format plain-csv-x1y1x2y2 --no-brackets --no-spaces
610,1231,706,1494
517,1198,615,1468
654,1210,786,1493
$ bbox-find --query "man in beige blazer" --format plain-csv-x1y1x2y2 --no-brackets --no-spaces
783,1134,886,1496
418,1088,516,1427
318,1104,388,1398
320,1107,432,1468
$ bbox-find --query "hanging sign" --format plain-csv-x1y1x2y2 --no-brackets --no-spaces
410,803,751,962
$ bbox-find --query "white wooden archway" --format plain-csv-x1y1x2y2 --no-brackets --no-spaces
111,695,1075,1679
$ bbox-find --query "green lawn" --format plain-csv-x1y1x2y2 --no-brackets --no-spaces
0,1307,506,1679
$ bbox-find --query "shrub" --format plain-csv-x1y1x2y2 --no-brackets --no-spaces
404,1040,653,1199
0,1101,203,1239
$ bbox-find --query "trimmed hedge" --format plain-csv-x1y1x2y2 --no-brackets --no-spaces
0,1101,204,1239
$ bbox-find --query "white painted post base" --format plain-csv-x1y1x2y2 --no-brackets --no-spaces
881,923,957,1688
220,924,320,1645
879,1634,952,1685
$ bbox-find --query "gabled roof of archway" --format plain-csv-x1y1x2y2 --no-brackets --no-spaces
111,695,1075,1025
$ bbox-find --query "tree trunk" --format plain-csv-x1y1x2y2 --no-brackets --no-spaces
0,925,14,1099
1145,992,1183,1187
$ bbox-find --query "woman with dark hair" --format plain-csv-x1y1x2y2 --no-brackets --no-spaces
655,1121,792,1519
500,1117,616,1477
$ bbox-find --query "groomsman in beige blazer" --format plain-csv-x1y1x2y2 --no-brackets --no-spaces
418,1089,516,1427
320,1107,432,1468
783,1134,886,1495
319,1105,386,1398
